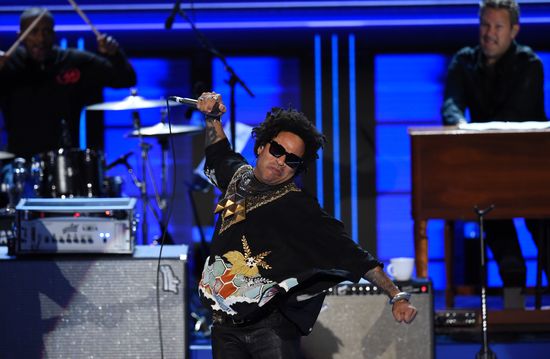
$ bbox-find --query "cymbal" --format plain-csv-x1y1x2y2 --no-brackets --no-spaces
126,122,203,137
86,95,181,111
0,151,15,160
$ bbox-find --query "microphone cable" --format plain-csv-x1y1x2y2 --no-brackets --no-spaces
154,98,180,359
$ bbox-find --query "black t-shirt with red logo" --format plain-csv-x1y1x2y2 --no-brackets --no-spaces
0,46,136,159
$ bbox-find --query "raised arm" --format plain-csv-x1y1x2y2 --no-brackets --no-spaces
196,92,228,148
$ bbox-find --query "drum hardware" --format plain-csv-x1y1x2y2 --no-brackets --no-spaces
129,110,152,245
154,127,174,245
103,175,124,198
103,150,132,199
125,108,203,245
105,145,167,245
86,90,202,244
127,109,176,245
85,89,158,244
125,115,203,233
105,151,134,170
86,90,179,244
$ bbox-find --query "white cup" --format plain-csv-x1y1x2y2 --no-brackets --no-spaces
386,257,415,281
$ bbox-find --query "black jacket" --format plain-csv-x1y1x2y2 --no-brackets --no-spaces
442,41,546,125
0,46,136,158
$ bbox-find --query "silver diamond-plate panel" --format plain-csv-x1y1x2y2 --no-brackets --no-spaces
302,292,433,359
0,254,187,359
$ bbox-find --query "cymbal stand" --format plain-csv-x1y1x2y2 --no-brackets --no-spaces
132,110,150,244
158,109,169,215
153,119,174,244
158,138,168,211
474,204,496,359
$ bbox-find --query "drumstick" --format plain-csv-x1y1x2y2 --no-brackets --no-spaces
67,0,101,38
4,10,47,58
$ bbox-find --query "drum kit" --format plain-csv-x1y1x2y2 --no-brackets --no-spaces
0,91,203,244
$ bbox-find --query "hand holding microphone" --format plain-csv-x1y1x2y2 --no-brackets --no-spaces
168,96,198,107
169,92,226,119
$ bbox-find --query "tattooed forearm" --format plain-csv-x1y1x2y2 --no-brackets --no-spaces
204,117,226,147
364,266,400,298
205,121,219,146
197,92,227,147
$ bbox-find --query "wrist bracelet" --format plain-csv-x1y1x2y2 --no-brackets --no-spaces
389,291,411,305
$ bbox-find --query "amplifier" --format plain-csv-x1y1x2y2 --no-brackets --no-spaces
0,245,188,359
301,279,434,359
14,197,136,254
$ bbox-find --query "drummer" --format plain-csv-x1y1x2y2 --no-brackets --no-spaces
0,7,136,160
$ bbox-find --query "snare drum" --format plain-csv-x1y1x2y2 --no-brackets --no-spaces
32,148,106,198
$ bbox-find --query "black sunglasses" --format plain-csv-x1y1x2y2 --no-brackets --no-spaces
268,140,303,169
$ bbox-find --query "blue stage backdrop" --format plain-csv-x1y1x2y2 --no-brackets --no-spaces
71,40,549,290
3,0,547,289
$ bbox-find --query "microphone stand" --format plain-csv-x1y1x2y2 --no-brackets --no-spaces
165,2,254,149
474,205,496,359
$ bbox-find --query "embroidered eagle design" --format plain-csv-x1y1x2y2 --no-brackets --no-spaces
223,235,272,277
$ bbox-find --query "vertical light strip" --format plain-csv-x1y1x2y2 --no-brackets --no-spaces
332,34,341,220
78,37,86,149
348,34,358,243
314,34,324,207
79,110,87,149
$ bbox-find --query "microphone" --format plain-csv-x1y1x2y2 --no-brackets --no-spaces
165,1,181,30
106,151,134,170
168,96,198,107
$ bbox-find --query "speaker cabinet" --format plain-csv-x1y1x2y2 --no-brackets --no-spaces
0,245,187,359
301,280,434,359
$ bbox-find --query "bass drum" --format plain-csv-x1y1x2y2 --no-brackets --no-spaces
32,148,106,198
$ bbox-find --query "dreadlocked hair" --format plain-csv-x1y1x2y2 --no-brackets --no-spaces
252,107,326,172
